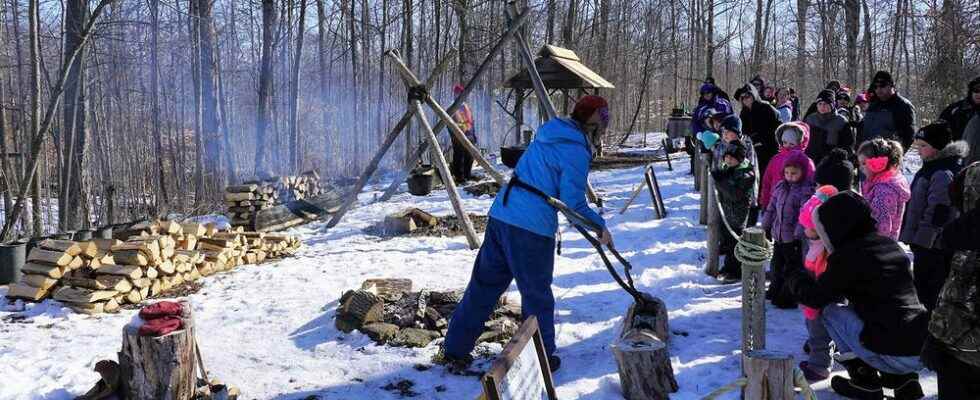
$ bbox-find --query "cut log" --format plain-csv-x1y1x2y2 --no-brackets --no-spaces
76,241,99,258
159,260,176,275
742,350,795,400
225,192,254,202
611,297,678,400
104,298,121,313
69,302,106,315
53,286,119,303
64,275,133,293
335,290,384,333
253,190,343,232
21,262,63,278
118,301,196,400
181,223,207,237
5,282,50,301
113,250,149,266
158,220,183,235
361,278,413,300
98,265,144,280
21,274,59,291
93,238,123,251
145,267,159,279
39,239,82,256
28,249,74,266
226,184,259,193
131,278,152,289
126,289,143,304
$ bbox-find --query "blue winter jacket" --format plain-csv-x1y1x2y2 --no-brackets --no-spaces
489,117,606,238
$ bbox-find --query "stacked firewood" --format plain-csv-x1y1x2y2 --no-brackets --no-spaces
225,171,324,228
5,220,302,314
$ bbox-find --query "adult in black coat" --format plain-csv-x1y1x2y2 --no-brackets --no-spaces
938,76,980,164
734,83,781,176
860,71,917,151
786,191,927,399
920,162,980,399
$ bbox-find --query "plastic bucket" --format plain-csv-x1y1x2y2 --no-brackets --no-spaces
0,241,27,284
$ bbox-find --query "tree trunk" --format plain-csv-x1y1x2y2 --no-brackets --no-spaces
197,0,223,196
288,0,307,174
118,301,196,400
150,0,169,213
255,0,277,177
844,0,859,86
28,0,41,237
796,0,809,94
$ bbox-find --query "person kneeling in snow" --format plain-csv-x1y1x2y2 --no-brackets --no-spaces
786,191,928,400
438,96,613,374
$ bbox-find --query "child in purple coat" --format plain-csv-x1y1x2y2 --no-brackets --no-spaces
762,151,816,308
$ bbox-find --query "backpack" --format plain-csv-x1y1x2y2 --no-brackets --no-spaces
929,163,980,366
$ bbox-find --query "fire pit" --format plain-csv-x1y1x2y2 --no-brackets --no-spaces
335,279,521,348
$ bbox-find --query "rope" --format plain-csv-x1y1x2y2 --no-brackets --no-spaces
710,176,772,265
407,85,429,102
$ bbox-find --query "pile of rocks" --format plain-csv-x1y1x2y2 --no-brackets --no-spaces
334,278,521,348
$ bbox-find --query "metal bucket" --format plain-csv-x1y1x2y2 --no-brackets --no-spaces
0,241,27,284
407,170,435,196
95,226,113,239
73,230,94,241
500,146,526,169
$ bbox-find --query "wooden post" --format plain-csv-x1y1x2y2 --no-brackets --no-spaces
411,102,480,249
698,153,709,225
704,171,720,276
740,227,768,353
644,165,666,219
118,300,196,400
741,350,795,400
611,297,677,400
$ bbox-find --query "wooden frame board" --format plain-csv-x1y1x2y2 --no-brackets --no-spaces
482,316,557,400
618,164,667,219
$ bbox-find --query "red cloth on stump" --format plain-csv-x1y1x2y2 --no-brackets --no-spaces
137,301,185,337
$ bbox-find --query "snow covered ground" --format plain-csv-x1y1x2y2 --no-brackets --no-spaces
1,151,938,399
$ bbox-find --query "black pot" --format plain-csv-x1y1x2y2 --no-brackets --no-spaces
407,172,435,196
0,241,27,284
500,146,527,169
73,230,94,241
95,226,113,239
54,232,74,240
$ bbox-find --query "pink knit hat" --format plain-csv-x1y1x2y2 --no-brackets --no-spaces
799,185,840,229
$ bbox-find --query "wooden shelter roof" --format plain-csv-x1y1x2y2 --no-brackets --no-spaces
504,45,615,90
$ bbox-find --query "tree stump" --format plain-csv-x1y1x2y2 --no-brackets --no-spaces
611,297,678,400
118,300,197,400
740,228,768,353
741,350,795,400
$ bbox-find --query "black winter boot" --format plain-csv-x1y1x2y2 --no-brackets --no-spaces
831,359,883,400
880,372,924,400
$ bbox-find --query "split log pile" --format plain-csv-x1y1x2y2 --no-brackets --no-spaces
335,279,521,348
225,171,325,228
5,220,302,313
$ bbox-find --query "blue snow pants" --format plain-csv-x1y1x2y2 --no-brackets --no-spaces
443,217,557,358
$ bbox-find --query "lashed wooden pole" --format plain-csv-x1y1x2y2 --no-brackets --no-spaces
504,2,602,207
410,101,480,249
385,52,505,186
739,227,768,353
323,50,458,229
376,7,532,202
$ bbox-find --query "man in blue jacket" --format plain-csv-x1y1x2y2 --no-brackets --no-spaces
441,96,613,373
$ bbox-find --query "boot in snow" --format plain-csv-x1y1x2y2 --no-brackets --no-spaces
880,372,924,400
831,358,883,400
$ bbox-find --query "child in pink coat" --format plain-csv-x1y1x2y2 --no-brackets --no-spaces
857,138,911,240
759,122,817,210
797,185,840,382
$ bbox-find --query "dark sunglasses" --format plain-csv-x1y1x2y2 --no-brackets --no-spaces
740,94,754,100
